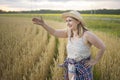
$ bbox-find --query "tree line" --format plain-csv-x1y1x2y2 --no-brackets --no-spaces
0,9,120,14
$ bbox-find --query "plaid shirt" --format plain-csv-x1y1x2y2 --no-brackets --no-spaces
59,57,93,80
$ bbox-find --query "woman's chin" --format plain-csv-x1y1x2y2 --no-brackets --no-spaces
70,28,74,30
68,27,73,30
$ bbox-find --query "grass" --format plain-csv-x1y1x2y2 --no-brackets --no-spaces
1,13,119,37
0,14,120,80
85,19,120,37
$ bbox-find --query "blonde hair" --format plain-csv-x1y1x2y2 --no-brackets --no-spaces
68,17,88,39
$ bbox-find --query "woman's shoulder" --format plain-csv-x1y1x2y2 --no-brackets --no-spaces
84,31,95,37
83,30,98,40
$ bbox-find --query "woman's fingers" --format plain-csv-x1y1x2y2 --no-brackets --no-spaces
85,59,98,67
32,17,44,23
32,18,38,22
32,17,43,21
85,60,94,67
32,18,40,22
85,62,91,67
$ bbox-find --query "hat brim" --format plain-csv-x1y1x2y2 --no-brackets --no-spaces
62,12,85,26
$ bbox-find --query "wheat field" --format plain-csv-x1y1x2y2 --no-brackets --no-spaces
0,15,120,80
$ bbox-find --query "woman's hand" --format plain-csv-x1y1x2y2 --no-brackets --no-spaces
32,16,45,26
85,59,98,67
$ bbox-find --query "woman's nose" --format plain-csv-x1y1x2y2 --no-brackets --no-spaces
66,22,70,26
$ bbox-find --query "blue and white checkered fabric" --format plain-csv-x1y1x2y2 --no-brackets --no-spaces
59,57,93,80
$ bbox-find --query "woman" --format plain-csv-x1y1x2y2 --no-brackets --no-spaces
32,11,106,80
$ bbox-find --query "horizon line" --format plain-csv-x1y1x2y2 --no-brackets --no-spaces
1,8,120,12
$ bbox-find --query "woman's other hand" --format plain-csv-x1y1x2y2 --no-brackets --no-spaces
85,59,98,67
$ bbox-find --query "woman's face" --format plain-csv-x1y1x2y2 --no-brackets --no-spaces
66,17,80,30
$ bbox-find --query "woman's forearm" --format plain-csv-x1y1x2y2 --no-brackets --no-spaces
41,23,56,36
95,48,106,62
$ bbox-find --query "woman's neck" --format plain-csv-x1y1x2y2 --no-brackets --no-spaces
73,30,79,37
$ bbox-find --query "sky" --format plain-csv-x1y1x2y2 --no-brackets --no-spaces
0,0,120,11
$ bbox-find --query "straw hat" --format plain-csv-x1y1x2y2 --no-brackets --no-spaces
62,10,86,26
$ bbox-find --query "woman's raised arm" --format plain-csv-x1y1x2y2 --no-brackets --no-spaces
32,17,68,38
